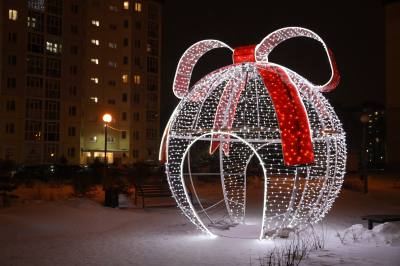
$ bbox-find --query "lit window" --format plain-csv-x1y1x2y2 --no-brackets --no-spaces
27,16,37,28
9,9,18,20
123,1,129,10
90,58,99,64
46,41,62,54
134,3,142,12
91,39,99,46
108,42,117,49
90,97,98,103
134,75,141,84
122,74,128,83
88,136,97,142
90,77,99,84
108,61,117,68
109,5,118,12
91,20,100,27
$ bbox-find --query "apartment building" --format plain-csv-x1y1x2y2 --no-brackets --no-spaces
0,0,161,165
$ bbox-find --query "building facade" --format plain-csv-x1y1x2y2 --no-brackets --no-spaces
385,1,400,166
0,0,161,165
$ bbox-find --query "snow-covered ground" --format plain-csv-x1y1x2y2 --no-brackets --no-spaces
1,173,399,266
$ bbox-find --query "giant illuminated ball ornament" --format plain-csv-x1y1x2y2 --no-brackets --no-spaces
159,27,346,239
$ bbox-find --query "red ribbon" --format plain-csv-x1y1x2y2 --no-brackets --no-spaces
210,45,315,166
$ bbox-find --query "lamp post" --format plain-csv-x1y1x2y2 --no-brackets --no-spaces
102,113,112,165
360,112,369,194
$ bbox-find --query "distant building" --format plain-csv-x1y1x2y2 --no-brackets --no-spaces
0,0,161,165
362,106,386,169
385,0,400,166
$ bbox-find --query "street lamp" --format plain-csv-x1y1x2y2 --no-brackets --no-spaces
360,112,369,193
102,113,112,165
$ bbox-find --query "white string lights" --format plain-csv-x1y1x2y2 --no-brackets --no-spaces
160,27,346,240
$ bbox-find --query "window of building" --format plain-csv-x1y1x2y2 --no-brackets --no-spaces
109,24,117,30
108,42,117,49
121,131,127,139
70,65,77,75
71,4,79,14
132,149,139,158
70,3,79,14
107,135,115,143
146,128,157,140
107,99,116,105
25,120,42,140
46,41,62,54
132,131,139,140
133,93,140,103
28,11,44,32
68,126,76,136
122,112,127,121
45,79,60,99
26,99,42,119
133,112,140,121
146,111,157,122
47,15,62,35
147,76,158,91
68,106,77,116
88,136,97,142
133,75,141,84
90,96,98,103
48,0,63,15
90,77,99,84
148,21,158,38
28,0,45,11
147,57,158,73
147,39,158,56
6,101,16,111
9,10,18,21
148,4,159,20
46,58,61,77
108,80,116,86
108,61,117,68
27,77,43,95
27,56,43,75
7,78,16,89
134,3,142,12
123,56,128,64
123,1,129,9
27,16,37,29
109,5,118,12
123,19,129,28
44,100,60,120
28,33,44,53
91,39,99,46
91,20,100,26
122,93,128,102
91,58,99,64
44,122,59,141
122,74,128,83
134,39,141,48
67,147,75,157
8,32,17,43
8,55,17,66
6,123,15,134
123,38,129,46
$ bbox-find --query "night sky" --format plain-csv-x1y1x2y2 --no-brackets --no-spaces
160,0,385,135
